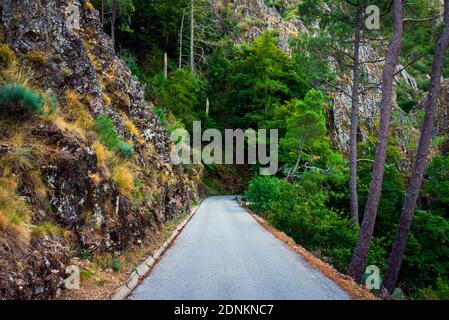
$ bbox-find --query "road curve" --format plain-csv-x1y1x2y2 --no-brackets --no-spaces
129,196,350,300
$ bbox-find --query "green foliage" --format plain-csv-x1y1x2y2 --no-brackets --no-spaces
118,142,134,158
246,176,290,216
280,90,327,166
358,138,406,237
0,84,44,117
396,82,421,113
95,114,122,150
148,68,207,130
401,211,449,295
247,174,359,272
95,114,134,158
112,259,122,272
121,53,143,80
210,32,310,129
420,278,449,300
423,154,449,212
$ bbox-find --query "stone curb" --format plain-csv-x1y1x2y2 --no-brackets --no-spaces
108,200,202,300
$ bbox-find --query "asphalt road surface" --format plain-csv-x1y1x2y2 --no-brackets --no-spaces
129,196,350,300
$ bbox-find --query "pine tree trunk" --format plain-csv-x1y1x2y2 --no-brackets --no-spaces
349,9,362,225
347,0,404,283
111,0,117,49
382,0,449,294
190,0,195,72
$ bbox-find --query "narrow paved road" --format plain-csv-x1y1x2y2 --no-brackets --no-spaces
129,196,350,300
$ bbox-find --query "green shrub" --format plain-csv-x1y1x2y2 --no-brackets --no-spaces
400,211,449,294
420,278,449,300
118,142,134,158
95,114,135,158
0,84,44,117
95,114,122,149
112,259,122,272
246,176,291,216
247,174,359,272
267,183,359,271
423,154,449,212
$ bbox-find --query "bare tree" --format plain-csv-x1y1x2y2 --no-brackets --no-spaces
381,0,449,295
179,9,186,69
347,0,404,283
190,0,195,72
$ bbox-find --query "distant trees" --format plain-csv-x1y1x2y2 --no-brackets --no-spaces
215,32,309,129
102,0,135,49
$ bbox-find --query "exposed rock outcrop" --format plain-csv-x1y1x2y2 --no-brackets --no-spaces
0,0,199,299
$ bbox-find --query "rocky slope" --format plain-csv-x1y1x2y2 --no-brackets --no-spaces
0,0,199,299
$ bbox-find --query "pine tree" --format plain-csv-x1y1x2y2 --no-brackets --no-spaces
382,0,449,295
347,0,404,283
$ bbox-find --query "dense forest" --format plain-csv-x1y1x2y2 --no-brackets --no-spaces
1,0,449,300
90,0,449,299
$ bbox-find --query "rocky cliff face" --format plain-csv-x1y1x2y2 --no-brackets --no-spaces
0,0,199,299
214,0,306,55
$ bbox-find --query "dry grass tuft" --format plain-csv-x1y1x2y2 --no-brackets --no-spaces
112,163,134,197
0,43,16,67
85,2,95,12
31,221,62,239
91,140,114,170
0,175,31,243
63,90,94,130
0,50,35,88
89,172,102,185
0,210,7,231
102,94,112,106
123,116,144,145
53,115,88,141
26,50,48,64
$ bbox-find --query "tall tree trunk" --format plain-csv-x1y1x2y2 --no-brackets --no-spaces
101,0,104,26
382,0,449,294
190,0,195,72
179,9,186,69
347,0,404,283
349,9,362,225
110,0,117,49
